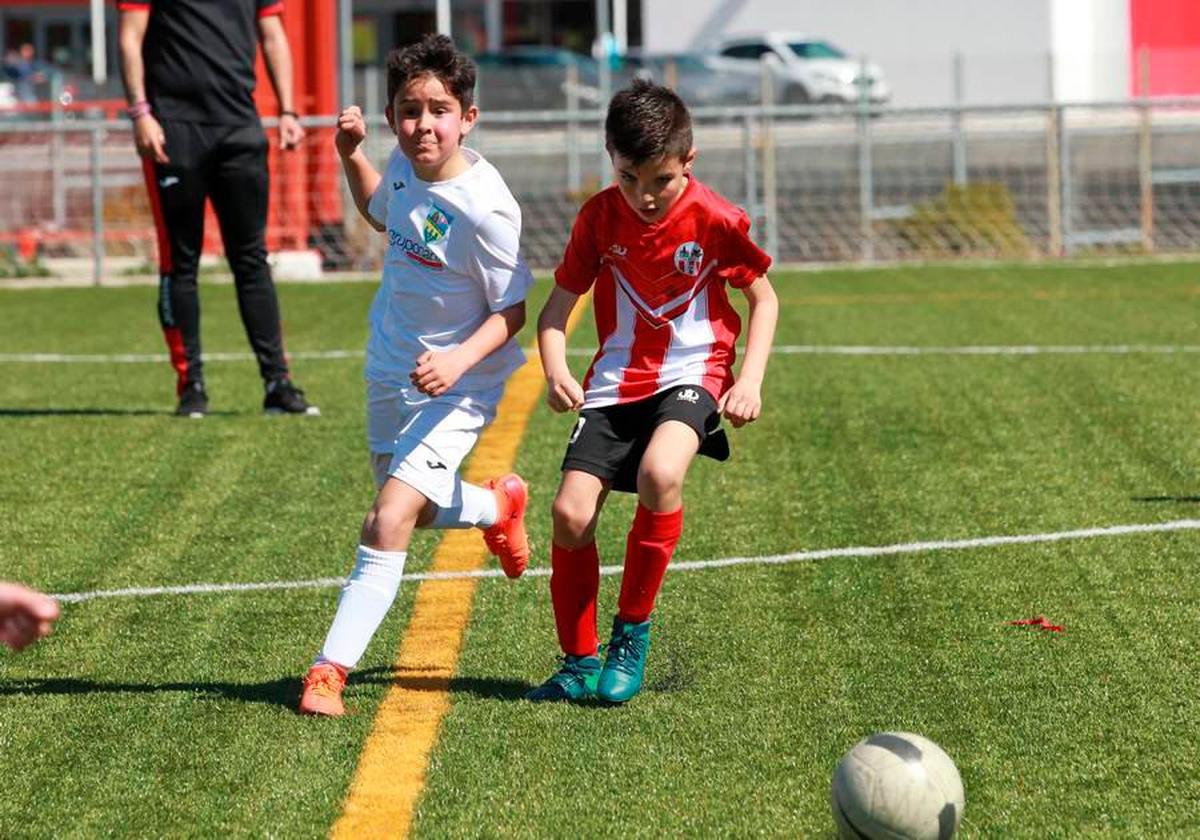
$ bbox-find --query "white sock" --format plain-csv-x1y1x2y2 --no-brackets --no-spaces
429,480,498,530
318,545,406,669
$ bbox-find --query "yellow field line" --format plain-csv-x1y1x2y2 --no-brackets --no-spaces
331,301,588,839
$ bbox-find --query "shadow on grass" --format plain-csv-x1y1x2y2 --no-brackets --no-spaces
1130,495,1200,503
357,667,532,701
0,669,531,708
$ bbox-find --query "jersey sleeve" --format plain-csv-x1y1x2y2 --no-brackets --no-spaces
116,0,151,12
365,148,398,229
467,209,534,312
257,0,284,18
720,209,773,289
553,201,602,294
366,181,388,230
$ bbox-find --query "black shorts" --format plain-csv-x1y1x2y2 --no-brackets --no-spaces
561,384,731,493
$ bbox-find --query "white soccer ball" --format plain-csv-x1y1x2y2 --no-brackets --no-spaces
831,731,965,839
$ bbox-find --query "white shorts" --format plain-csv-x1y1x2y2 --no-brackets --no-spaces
366,382,503,505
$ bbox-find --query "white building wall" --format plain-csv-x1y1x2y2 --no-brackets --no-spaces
1050,0,1130,101
643,0,1130,105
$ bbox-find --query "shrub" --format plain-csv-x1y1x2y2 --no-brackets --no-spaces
889,182,1032,258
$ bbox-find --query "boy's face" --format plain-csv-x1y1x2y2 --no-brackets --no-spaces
386,74,478,179
610,148,696,224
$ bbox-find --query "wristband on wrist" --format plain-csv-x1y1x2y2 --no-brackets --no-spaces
127,100,152,120
280,109,299,119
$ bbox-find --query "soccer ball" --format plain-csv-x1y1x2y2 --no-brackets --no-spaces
831,731,965,839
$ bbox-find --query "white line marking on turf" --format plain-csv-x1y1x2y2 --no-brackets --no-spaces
0,350,364,363
767,345,1200,355
7,345,1200,364
51,518,1200,603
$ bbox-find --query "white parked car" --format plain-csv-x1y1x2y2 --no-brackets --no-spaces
712,32,890,106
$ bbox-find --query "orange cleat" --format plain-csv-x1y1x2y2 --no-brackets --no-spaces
298,661,348,717
482,473,529,579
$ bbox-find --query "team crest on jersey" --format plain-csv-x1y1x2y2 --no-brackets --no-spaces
423,203,455,243
673,241,704,276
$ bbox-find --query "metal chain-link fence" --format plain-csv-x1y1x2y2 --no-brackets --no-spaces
2,99,1199,283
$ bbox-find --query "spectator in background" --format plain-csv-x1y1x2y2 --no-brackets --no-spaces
4,43,46,103
117,0,318,417
0,582,60,651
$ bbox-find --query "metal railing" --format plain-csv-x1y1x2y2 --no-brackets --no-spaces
3,96,1200,284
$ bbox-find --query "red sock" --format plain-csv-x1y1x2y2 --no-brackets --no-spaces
617,504,683,624
550,541,601,656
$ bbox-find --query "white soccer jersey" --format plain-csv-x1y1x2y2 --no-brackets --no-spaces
365,146,533,398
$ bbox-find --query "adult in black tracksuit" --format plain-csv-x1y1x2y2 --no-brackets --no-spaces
117,0,317,417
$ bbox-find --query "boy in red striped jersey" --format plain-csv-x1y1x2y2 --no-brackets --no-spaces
529,79,779,703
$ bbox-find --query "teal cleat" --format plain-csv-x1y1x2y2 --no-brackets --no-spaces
525,654,602,702
597,616,652,703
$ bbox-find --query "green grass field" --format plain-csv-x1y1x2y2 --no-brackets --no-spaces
2,262,1199,837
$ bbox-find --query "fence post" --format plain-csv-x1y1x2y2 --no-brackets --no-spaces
760,64,778,261
51,73,66,229
364,65,380,119
1044,52,1063,257
595,17,612,189
952,52,967,186
857,56,874,262
1137,46,1154,253
566,63,582,194
1057,105,1072,256
742,112,758,231
90,124,105,286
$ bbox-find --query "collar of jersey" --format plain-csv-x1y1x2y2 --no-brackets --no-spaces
411,146,484,187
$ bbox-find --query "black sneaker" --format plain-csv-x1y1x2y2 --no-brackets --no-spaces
264,378,320,416
175,381,208,418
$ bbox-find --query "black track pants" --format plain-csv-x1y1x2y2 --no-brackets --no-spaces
142,120,289,392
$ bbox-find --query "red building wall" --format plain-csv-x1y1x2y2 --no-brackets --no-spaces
1130,0,1200,95
250,0,341,251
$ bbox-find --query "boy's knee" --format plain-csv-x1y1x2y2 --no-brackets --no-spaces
551,496,595,547
362,503,418,546
636,461,684,501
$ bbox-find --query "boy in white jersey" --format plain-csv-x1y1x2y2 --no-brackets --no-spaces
529,80,779,704
298,34,533,717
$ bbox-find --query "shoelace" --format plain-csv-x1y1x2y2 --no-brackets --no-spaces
306,669,342,697
484,530,509,551
268,380,305,400
553,657,595,689
607,633,644,674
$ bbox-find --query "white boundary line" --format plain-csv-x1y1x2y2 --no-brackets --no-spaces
6,345,1200,365
767,344,1200,355
51,518,1200,604
0,349,364,363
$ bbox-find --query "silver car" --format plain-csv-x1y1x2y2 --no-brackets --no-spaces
712,32,890,105
621,50,764,108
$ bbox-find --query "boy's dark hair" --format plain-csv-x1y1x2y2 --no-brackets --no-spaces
605,79,693,164
386,34,476,112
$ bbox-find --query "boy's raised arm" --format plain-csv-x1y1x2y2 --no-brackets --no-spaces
537,285,584,412
335,106,384,231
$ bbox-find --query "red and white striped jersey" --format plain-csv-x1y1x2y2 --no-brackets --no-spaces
554,177,772,408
